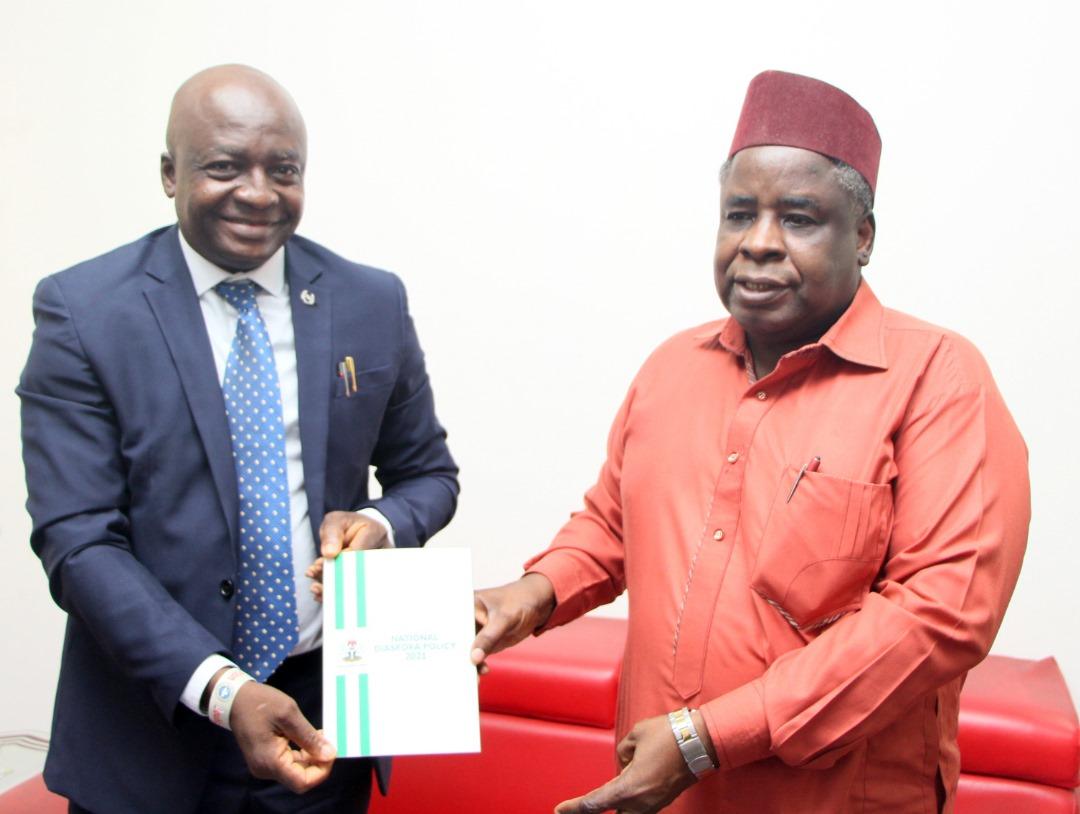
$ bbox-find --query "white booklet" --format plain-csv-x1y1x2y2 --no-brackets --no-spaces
322,547,481,757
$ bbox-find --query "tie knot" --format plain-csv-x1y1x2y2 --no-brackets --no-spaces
214,280,259,313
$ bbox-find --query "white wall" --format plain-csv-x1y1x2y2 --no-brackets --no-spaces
2,1,1078,738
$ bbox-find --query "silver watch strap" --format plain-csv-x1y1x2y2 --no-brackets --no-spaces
668,706,717,778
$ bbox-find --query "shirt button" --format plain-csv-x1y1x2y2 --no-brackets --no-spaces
712,528,725,541
756,391,767,400
219,579,235,599
727,452,739,464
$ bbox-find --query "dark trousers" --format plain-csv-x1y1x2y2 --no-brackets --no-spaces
71,649,372,814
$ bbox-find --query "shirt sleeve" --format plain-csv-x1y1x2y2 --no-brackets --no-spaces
356,508,396,548
180,654,238,715
699,334,1030,770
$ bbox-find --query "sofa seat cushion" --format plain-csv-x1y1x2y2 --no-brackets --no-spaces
956,772,1079,814
959,656,1079,789
479,616,625,729
368,711,617,814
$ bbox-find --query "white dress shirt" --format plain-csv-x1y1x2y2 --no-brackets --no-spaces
176,232,393,714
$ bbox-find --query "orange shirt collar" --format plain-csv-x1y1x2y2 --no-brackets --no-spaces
703,279,888,371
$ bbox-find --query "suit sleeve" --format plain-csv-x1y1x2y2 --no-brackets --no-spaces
19,276,226,719
698,335,1030,770
357,277,459,548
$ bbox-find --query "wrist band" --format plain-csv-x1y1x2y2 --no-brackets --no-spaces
668,707,717,778
207,667,254,730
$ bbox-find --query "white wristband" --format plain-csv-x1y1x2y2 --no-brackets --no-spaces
207,667,254,730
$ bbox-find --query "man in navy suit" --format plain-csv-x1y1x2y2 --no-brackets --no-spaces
18,65,458,814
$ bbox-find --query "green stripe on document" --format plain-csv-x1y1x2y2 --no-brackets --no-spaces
354,551,366,628
335,675,347,756
334,556,345,630
359,674,370,756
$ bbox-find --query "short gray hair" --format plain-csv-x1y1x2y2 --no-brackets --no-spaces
828,158,873,218
718,155,873,219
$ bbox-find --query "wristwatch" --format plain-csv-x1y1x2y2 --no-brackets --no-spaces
668,707,717,778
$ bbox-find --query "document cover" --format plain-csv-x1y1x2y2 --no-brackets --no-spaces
322,548,481,757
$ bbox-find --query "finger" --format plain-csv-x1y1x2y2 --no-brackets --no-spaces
283,732,337,789
469,594,493,665
616,732,637,769
473,593,490,631
470,612,514,665
554,776,627,814
577,775,631,813
272,742,334,794
305,557,325,579
277,703,337,764
320,515,346,558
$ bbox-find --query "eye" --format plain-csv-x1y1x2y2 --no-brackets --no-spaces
203,161,238,177
724,210,753,223
272,165,302,182
782,213,817,228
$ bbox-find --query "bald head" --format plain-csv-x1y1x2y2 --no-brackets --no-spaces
165,64,306,160
161,65,307,271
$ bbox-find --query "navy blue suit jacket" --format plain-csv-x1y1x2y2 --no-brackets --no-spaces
18,226,459,814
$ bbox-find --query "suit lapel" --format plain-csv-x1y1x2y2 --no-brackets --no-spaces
142,228,239,545
287,243,330,539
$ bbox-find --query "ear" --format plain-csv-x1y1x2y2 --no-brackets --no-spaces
856,213,875,267
160,152,177,199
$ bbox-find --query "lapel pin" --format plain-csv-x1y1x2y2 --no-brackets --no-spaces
300,289,316,306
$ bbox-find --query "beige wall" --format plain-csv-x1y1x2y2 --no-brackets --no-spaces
2,0,1077,738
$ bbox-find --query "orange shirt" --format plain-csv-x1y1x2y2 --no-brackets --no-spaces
525,282,1029,813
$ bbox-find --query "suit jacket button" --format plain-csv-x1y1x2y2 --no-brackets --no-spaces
219,579,235,599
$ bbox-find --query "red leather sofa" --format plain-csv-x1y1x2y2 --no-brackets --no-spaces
4,617,1078,812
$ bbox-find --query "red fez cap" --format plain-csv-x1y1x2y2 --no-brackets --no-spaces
728,70,881,194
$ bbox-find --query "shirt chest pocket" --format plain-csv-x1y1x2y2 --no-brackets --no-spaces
750,466,893,630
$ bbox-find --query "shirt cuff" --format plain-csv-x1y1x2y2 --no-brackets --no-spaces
357,508,396,548
524,550,610,631
699,678,772,770
181,654,238,715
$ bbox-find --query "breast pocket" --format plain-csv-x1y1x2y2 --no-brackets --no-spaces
334,362,396,400
328,363,398,488
330,363,397,452
751,466,893,630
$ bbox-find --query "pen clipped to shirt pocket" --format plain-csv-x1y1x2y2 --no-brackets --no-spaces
751,465,893,630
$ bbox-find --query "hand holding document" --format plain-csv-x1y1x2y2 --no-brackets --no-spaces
322,548,481,758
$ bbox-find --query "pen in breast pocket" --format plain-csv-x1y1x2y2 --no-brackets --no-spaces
338,361,352,397
786,456,821,503
345,356,358,394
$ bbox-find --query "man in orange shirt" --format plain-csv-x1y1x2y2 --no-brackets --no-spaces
471,70,1029,813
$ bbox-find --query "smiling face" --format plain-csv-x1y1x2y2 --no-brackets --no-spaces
160,67,307,272
714,145,875,375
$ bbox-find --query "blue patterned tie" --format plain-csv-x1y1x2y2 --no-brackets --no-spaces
215,280,298,681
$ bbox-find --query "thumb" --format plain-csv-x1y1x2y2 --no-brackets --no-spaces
471,605,511,665
280,706,336,763
345,519,386,551
554,775,625,814
473,592,491,630
320,516,345,559
616,730,638,769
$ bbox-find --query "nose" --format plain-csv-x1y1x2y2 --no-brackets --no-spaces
234,168,277,209
739,214,785,263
